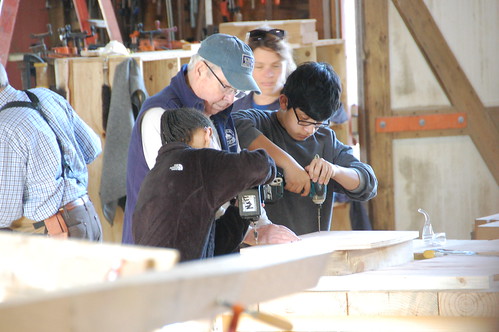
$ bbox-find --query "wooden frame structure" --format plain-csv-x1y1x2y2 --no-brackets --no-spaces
359,0,499,230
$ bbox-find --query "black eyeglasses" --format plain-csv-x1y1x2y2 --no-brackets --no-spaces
292,108,330,129
203,61,246,99
249,29,286,41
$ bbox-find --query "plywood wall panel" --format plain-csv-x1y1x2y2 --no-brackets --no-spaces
393,136,499,239
389,2,449,110
424,0,499,107
67,58,123,242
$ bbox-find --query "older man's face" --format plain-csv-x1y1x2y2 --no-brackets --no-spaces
198,63,237,116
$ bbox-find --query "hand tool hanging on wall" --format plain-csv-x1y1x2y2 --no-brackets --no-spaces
220,0,230,22
29,24,53,58
20,24,53,90
135,20,177,51
57,24,96,55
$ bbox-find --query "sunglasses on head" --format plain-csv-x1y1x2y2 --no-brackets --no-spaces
249,29,286,41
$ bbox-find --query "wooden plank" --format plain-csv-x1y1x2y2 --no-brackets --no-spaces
392,0,499,185
97,0,123,43
72,0,97,45
314,254,499,291
298,231,418,250
359,0,394,230
142,58,180,95
292,44,317,65
476,214,499,226
231,315,499,332
219,19,317,45
0,232,178,301
245,231,417,276
324,240,414,276
348,291,438,316
315,39,348,110
309,0,327,39
0,241,331,332
439,291,499,317
34,63,55,89
486,106,499,132
53,58,71,100
67,57,116,238
259,292,347,317
330,201,352,230
476,222,499,240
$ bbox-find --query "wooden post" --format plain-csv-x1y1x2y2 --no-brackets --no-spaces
358,0,394,230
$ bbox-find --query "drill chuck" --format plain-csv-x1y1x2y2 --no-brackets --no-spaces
310,182,326,205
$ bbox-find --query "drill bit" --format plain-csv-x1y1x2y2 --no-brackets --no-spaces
317,204,322,232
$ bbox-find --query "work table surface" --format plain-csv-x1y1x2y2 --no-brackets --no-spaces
314,239,499,291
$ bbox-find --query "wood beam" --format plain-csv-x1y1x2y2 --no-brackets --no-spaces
97,0,123,43
72,0,97,45
358,0,394,230
486,106,499,132
309,0,325,39
392,0,499,185
0,0,20,66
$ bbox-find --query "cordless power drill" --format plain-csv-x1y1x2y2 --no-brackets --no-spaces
309,155,327,232
309,181,327,232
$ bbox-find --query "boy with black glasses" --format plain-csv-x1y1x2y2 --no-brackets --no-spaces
233,62,378,235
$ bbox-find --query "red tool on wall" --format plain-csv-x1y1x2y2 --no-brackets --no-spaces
220,0,230,22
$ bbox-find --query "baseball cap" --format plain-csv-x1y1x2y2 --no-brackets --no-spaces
198,33,261,94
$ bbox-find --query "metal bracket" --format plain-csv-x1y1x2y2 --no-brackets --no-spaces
376,112,467,133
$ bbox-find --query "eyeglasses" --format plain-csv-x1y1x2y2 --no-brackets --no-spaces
203,61,245,98
249,29,286,41
292,108,330,129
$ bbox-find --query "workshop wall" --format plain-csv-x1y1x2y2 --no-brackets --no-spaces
361,0,499,239
391,0,499,239
134,0,310,44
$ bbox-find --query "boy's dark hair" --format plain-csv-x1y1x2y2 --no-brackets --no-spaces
160,108,212,145
282,62,342,121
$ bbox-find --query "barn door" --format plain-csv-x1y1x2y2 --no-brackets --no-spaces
358,0,499,238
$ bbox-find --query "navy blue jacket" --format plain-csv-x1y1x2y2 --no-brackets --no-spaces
123,65,239,244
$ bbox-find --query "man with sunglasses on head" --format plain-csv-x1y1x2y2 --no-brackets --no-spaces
233,62,378,235
123,33,299,246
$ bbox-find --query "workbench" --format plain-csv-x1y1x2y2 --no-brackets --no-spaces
230,238,499,332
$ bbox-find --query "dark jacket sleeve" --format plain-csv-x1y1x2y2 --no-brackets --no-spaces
214,205,249,256
327,136,378,201
200,148,276,209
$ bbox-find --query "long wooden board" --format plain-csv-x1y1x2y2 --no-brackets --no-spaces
314,248,499,291
0,235,331,332
232,315,499,332
231,240,499,331
0,232,179,302
298,230,418,249
244,231,418,276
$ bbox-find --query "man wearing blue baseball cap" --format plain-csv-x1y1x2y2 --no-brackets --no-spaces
123,33,299,248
